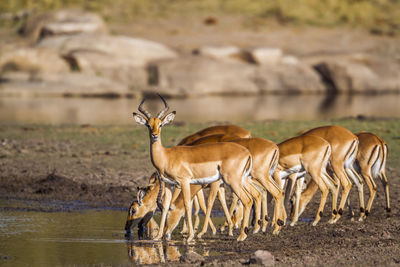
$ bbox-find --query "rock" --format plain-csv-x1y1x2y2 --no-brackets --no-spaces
312,54,400,93
255,63,325,94
0,47,70,75
314,60,380,93
194,45,243,63
38,34,178,67
19,9,108,42
180,250,205,264
36,34,177,87
0,72,130,97
250,250,275,266
244,47,283,65
147,56,259,97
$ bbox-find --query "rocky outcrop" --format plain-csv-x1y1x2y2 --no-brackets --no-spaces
255,62,325,94
1,9,399,98
0,72,130,97
0,47,70,74
194,45,243,63
36,34,177,87
147,56,259,97
313,54,400,93
19,9,108,42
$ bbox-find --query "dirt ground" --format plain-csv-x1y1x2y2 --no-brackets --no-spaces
0,121,399,266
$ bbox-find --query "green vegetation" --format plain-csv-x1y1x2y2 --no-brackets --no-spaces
0,0,399,34
1,118,399,172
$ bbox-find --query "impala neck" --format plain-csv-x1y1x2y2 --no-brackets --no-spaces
150,137,167,171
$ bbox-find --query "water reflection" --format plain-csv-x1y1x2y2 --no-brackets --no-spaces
127,242,180,264
0,94,399,124
126,241,211,265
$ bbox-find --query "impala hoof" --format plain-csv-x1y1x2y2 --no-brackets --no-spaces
237,233,247,242
290,221,297,227
277,219,284,226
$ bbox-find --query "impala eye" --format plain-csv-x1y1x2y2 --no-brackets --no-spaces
129,209,136,216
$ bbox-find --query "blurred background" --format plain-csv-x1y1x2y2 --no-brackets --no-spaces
0,0,399,124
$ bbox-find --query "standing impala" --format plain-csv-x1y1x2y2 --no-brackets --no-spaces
273,135,338,226
186,134,286,235
300,126,365,222
355,132,390,216
132,95,254,241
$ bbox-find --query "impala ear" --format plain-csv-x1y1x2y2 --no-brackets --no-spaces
161,111,176,126
137,190,146,206
132,112,147,125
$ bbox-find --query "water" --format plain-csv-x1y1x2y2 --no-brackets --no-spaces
0,94,399,125
0,199,224,266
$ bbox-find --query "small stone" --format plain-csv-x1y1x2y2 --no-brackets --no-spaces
250,250,275,266
180,250,205,264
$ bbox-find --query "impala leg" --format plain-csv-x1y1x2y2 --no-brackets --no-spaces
217,186,234,236
193,195,200,231
221,193,239,232
197,188,216,234
298,180,318,217
232,201,243,229
261,189,268,232
308,170,329,226
320,170,339,224
164,208,184,240
181,181,194,242
197,182,219,238
380,171,391,213
230,183,252,241
245,180,262,234
346,167,365,221
269,172,287,232
181,220,188,234
361,169,377,217
332,165,353,223
290,177,304,226
154,189,172,240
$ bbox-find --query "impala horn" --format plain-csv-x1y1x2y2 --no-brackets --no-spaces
156,94,169,119
138,98,151,119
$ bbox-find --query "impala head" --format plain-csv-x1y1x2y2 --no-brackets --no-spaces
132,94,176,143
125,174,160,237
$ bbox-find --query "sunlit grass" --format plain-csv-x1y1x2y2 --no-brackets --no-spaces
0,0,399,34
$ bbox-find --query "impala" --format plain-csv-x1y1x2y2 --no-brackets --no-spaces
125,173,172,239
355,132,390,215
186,134,286,235
300,126,365,222
177,125,251,145
273,135,338,226
132,95,254,241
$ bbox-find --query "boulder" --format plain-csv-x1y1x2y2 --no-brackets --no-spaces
0,47,70,74
36,34,177,87
244,47,283,65
249,250,275,266
314,60,380,93
19,9,108,42
0,72,130,97
194,45,243,63
255,62,325,94
147,56,259,97
311,54,400,93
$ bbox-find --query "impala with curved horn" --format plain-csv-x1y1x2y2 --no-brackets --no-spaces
132,94,254,241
